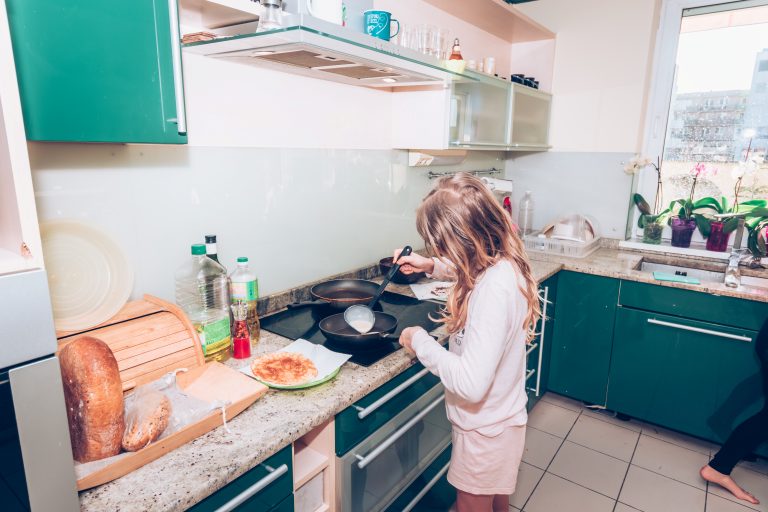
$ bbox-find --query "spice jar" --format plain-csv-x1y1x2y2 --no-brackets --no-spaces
231,301,252,359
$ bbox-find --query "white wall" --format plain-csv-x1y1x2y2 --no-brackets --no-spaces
505,0,660,238
30,144,502,302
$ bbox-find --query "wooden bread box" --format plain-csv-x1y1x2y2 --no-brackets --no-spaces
57,295,268,491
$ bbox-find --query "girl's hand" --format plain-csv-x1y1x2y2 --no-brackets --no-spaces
393,249,435,275
399,326,425,356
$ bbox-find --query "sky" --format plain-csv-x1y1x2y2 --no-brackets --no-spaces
675,23,768,93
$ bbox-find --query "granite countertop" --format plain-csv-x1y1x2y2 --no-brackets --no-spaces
78,249,766,511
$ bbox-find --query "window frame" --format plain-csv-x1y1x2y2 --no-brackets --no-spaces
632,0,767,239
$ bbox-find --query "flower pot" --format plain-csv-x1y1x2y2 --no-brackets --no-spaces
706,220,731,252
670,216,696,248
642,217,663,245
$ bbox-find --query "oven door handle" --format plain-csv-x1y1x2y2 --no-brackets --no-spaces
214,464,288,512
402,460,451,512
354,367,430,420
355,394,445,470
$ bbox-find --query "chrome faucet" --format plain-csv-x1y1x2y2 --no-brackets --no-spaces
724,216,746,288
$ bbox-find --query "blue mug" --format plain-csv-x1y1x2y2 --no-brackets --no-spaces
364,10,399,41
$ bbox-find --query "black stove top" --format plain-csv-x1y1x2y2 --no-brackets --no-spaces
261,292,443,366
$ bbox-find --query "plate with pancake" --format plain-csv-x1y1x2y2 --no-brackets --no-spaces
240,339,351,390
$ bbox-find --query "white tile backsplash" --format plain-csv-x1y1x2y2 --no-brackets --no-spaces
29,143,501,302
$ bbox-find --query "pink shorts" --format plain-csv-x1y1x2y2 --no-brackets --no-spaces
447,425,526,495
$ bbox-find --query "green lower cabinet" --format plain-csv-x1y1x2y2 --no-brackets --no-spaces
6,0,187,143
186,446,293,512
548,272,618,406
384,445,454,512
607,307,758,441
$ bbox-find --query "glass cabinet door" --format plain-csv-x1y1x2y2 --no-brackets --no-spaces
450,77,511,147
510,85,551,149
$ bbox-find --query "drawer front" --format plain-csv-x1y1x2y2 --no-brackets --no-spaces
187,446,292,512
270,493,294,512
336,363,440,456
619,280,768,331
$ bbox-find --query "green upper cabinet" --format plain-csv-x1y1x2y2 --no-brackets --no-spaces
548,271,619,406
5,0,187,143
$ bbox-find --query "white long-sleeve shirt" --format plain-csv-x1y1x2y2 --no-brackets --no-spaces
411,257,529,436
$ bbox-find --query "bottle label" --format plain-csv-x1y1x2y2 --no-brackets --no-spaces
232,280,258,301
198,317,231,356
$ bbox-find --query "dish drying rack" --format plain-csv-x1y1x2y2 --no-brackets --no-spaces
523,231,601,258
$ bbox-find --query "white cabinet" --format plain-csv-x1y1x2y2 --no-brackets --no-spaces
0,1,43,275
392,75,552,151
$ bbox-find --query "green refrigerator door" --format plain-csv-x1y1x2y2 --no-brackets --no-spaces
6,0,187,143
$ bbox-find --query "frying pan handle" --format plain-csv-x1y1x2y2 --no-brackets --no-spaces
286,300,328,309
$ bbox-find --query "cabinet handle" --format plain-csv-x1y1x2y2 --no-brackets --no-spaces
534,286,549,397
355,394,444,469
353,368,430,420
647,318,752,342
167,0,187,134
214,463,288,512
402,460,451,512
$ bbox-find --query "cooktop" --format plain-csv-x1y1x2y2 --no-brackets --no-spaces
261,291,442,366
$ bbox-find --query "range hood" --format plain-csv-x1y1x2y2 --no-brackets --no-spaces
183,15,473,88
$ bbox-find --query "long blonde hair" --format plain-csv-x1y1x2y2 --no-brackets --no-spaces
416,173,540,341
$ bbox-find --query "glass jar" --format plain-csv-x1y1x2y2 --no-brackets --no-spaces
642,216,663,245
670,216,696,248
706,220,731,252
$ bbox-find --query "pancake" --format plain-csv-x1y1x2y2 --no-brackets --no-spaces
250,352,318,386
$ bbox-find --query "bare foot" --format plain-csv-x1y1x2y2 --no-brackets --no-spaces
700,465,759,505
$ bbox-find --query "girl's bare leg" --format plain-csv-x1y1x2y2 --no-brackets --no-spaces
492,494,509,511
456,490,493,512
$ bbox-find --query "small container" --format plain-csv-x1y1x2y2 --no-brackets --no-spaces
511,74,525,84
670,216,696,248
518,190,534,236
524,76,536,87
642,217,664,245
706,221,731,252
231,301,251,359
533,80,540,89
483,57,496,75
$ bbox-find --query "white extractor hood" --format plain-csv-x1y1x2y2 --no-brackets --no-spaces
183,14,475,88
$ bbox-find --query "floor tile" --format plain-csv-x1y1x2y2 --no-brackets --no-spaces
567,414,640,462
524,472,615,512
540,392,584,412
522,427,563,470
632,434,709,489
527,401,580,438
641,423,717,456
615,503,642,512
620,465,706,512
708,466,768,511
510,462,544,510
548,441,628,499
738,457,768,477
706,494,760,512
581,407,643,432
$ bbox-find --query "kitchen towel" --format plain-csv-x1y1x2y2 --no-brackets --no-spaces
410,280,453,302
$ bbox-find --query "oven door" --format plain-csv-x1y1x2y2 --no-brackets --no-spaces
337,384,451,512
1,357,79,512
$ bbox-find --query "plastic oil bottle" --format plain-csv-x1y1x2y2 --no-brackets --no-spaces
175,244,232,362
230,257,260,345
518,190,534,236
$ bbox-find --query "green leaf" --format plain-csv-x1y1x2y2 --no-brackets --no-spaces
695,214,711,238
723,216,741,234
692,197,722,213
633,193,652,215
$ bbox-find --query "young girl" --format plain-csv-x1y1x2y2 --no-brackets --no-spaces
396,173,540,512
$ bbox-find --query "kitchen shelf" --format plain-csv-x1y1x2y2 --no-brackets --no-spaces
183,15,489,89
422,0,554,43
293,442,329,490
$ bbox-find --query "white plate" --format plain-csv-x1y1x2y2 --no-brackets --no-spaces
40,220,133,332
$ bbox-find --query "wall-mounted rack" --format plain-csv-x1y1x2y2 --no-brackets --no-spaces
427,168,503,180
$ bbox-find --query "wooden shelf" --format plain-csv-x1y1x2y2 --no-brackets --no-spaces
293,442,330,491
422,0,554,43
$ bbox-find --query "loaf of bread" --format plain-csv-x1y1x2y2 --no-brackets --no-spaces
122,391,172,452
59,336,125,462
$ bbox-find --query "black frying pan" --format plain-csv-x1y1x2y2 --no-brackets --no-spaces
319,311,398,349
287,279,380,311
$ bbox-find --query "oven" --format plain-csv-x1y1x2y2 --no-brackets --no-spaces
336,381,451,512
0,270,79,511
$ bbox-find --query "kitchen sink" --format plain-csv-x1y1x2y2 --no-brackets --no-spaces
639,261,725,283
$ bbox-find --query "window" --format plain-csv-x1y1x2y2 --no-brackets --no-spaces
640,0,768,226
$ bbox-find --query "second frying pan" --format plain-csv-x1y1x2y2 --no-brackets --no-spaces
288,279,380,311
319,311,398,350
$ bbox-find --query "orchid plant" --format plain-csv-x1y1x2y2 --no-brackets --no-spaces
624,155,672,228
671,162,717,221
